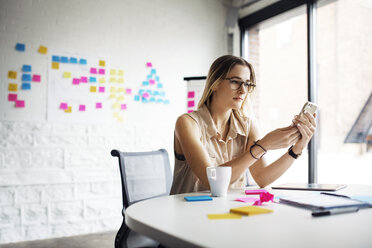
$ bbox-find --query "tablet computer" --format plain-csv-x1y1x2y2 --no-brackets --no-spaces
271,183,347,191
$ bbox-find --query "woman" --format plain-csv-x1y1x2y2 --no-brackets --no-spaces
170,55,316,194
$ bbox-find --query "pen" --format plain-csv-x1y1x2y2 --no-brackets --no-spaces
312,207,359,217
320,192,350,198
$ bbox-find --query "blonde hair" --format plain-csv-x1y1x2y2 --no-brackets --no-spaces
197,55,256,117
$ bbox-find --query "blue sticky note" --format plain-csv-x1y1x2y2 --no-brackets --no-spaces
142,81,149,86
60,56,69,63
160,91,165,97
155,76,160,81
184,195,213,202
79,58,87,65
134,95,140,101
22,65,32,72
52,55,60,62
164,100,170,105
21,82,31,90
139,89,144,94
89,77,97,82
150,97,155,102
70,57,78,64
157,83,163,89
156,98,163,103
142,98,148,103
147,75,152,80
151,69,156,74
15,43,25,52
22,74,32,81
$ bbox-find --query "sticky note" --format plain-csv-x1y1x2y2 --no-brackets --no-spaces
8,71,17,79
134,95,140,101
98,68,105,75
59,102,68,110
22,74,31,81
80,76,88,83
89,77,96,83
32,75,41,82
38,45,48,54
79,105,86,111
184,196,213,202
187,101,195,108
8,94,17,102
142,92,150,98
146,62,152,67
99,77,105,83
52,56,60,62
15,43,25,52
155,76,160,81
147,75,152,80
96,102,102,109
187,110,193,113
188,91,195,98
151,69,156,74
21,82,31,90
149,79,155,85
245,189,269,195
15,100,25,108
118,70,124,76
113,112,119,118
60,56,68,63
52,62,59,69
117,96,124,101
164,100,170,105
8,83,18,92
121,104,127,110
126,88,132,94
79,58,87,65
142,81,149,86
63,72,72,78
157,83,163,89
230,206,273,216
110,77,116,83
65,106,72,113
99,86,105,93
207,213,242,220
110,69,116,75
109,94,116,99
22,65,32,72
110,87,116,93
99,60,105,67
235,197,258,203
90,67,97,74
70,57,78,64
112,102,120,109
72,78,80,85
90,86,97,92
117,78,124,83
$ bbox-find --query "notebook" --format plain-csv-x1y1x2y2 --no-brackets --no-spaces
271,183,346,191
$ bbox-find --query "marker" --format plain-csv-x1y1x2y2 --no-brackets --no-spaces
312,207,359,217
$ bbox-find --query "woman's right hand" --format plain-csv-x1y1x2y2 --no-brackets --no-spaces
258,125,300,150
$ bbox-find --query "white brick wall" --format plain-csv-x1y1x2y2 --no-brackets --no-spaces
0,0,229,244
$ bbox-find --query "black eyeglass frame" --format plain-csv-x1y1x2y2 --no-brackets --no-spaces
223,77,256,92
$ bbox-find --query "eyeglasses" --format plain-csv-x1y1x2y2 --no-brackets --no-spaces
224,77,256,92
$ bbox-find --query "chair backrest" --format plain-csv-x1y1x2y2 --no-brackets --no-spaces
111,149,173,208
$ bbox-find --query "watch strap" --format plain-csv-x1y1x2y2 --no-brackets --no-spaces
288,145,301,159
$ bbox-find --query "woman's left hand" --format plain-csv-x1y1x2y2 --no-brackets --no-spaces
291,112,317,154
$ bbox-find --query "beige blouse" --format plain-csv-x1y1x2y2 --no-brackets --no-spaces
170,105,252,195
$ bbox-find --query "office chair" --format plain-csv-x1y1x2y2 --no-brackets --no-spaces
111,149,173,248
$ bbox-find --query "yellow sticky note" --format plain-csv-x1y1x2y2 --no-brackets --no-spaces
110,87,116,93
90,86,97,92
8,83,18,92
117,96,124,101
113,112,119,118
110,69,116,75
63,72,72,78
118,78,124,83
112,102,120,109
207,213,242,220
38,45,48,54
99,60,106,67
117,117,123,122
109,77,116,83
8,71,17,79
109,94,116,99
230,206,273,216
118,70,124,76
99,77,106,83
117,87,125,93
64,106,72,113
52,62,59,70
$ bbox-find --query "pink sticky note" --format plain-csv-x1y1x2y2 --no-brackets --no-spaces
72,78,80,85
15,100,25,108
90,68,97,74
96,102,102,109
80,76,88,83
146,62,152,67
99,86,105,93
245,189,268,195
187,110,193,113
59,102,68,110
149,79,155,85
8,93,17,102
188,91,195,98
32,74,41,82
98,68,105,75
235,197,258,203
121,104,127,110
142,92,150,98
125,88,132,94
79,105,86,111
187,100,195,108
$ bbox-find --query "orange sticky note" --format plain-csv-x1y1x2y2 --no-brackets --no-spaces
8,83,18,92
99,60,105,67
8,71,17,79
52,62,59,69
207,213,242,220
90,86,97,92
64,106,72,113
38,45,48,54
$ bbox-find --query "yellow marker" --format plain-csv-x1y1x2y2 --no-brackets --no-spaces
207,213,242,220
8,71,17,79
109,94,116,99
38,45,48,54
118,70,124,76
63,72,72,78
99,60,105,67
230,206,273,216
8,83,18,92
110,69,116,75
90,86,97,92
118,78,124,83
64,106,72,113
99,77,106,83
52,62,59,70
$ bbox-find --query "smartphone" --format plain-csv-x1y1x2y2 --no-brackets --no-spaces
299,101,317,116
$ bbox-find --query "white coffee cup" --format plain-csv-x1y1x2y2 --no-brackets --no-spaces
206,166,232,197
